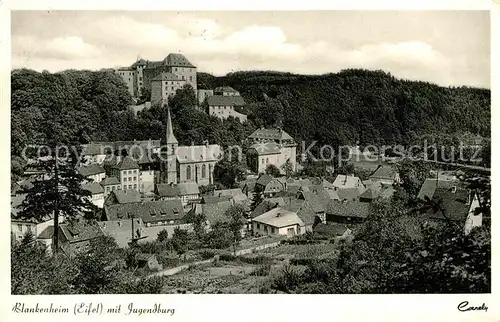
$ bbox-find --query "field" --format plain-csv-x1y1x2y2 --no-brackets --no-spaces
160,242,338,294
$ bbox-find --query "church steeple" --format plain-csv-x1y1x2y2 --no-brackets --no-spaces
165,103,178,145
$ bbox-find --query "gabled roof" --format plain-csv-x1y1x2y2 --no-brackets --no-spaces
78,164,106,177
100,177,120,186
248,142,282,155
417,178,460,200
59,221,103,244
200,200,233,225
248,128,294,142
176,145,222,163
164,53,196,68
112,156,139,171
207,95,246,106
201,195,233,204
424,187,472,222
214,188,247,204
337,188,361,201
156,184,181,198
253,207,304,228
152,72,183,82
369,166,398,180
314,223,349,237
326,201,371,219
105,199,185,223
37,226,55,239
214,86,239,94
256,174,274,187
112,190,141,204
82,182,104,195
360,188,379,200
332,175,363,189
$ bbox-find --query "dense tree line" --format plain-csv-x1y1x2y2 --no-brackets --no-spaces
199,69,490,151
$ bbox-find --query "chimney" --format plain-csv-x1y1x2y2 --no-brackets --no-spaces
276,212,281,217
451,186,457,194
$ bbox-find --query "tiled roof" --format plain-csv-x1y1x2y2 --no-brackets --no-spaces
256,174,274,187
360,188,379,200
78,164,105,177
425,187,472,222
214,189,248,204
314,223,349,237
337,188,361,201
249,142,281,155
200,200,233,225
326,201,371,219
112,156,139,171
332,175,363,189
417,179,460,200
152,72,183,82
253,207,304,228
60,221,103,244
248,128,294,142
100,177,120,186
164,53,196,68
214,86,239,93
156,184,180,197
176,145,222,163
113,190,141,204
105,199,185,223
202,195,233,204
311,178,335,189
82,182,104,195
369,166,398,180
207,95,245,106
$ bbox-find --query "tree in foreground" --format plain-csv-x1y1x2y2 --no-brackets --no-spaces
250,184,264,211
171,227,190,259
265,164,281,177
225,204,246,253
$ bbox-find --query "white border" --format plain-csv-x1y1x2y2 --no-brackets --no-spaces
1,1,497,321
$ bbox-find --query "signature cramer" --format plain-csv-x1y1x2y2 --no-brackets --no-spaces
457,301,488,313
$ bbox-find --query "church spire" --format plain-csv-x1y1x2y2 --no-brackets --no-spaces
165,102,178,145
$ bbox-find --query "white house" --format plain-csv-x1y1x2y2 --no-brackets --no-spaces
82,182,105,208
252,207,305,237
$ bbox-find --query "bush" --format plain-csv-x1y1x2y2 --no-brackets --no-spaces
271,265,302,293
251,264,272,276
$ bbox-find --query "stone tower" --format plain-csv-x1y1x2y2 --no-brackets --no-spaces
161,102,178,184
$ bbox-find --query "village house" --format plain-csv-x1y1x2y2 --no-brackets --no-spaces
421,186,482,235
98,217,146,248
156,182,200,206
252,207,305,237
207,95,247,122
246,128,297,175
110,156,140,191
313,222,352,240
197,89,214,105
332,174,366,194
214,188,249,210
104,189,141,207
417,178,463,200
100,177,121,197
82,182,105,208
325,200,371,225
78,164,106,183
56,221,103,257
368,165,400,186
254,174,288,198
104,198,186,228
188,196,234,229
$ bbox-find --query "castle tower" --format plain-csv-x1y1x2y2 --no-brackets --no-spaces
161,102,178,184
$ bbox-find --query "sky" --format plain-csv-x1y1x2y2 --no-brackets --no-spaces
11,11,490,88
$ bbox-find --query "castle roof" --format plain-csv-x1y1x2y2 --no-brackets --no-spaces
164,53,196,68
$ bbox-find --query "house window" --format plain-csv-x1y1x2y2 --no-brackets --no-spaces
112,186,116,191
134,184,137,189
128,185,132,189
106,187,110,192
123,177,127,182
266,158,269,163
133,177,137,181
202,164,206,178
257,223,260,230
190,76,193,82
186,165,191,180
271,227,275,234
261,159,264,164
175,68,177,72
182,76,185,80
17,224,22,232
172,87,174,91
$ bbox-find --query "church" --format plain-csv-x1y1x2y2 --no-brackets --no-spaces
159,106,222,186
